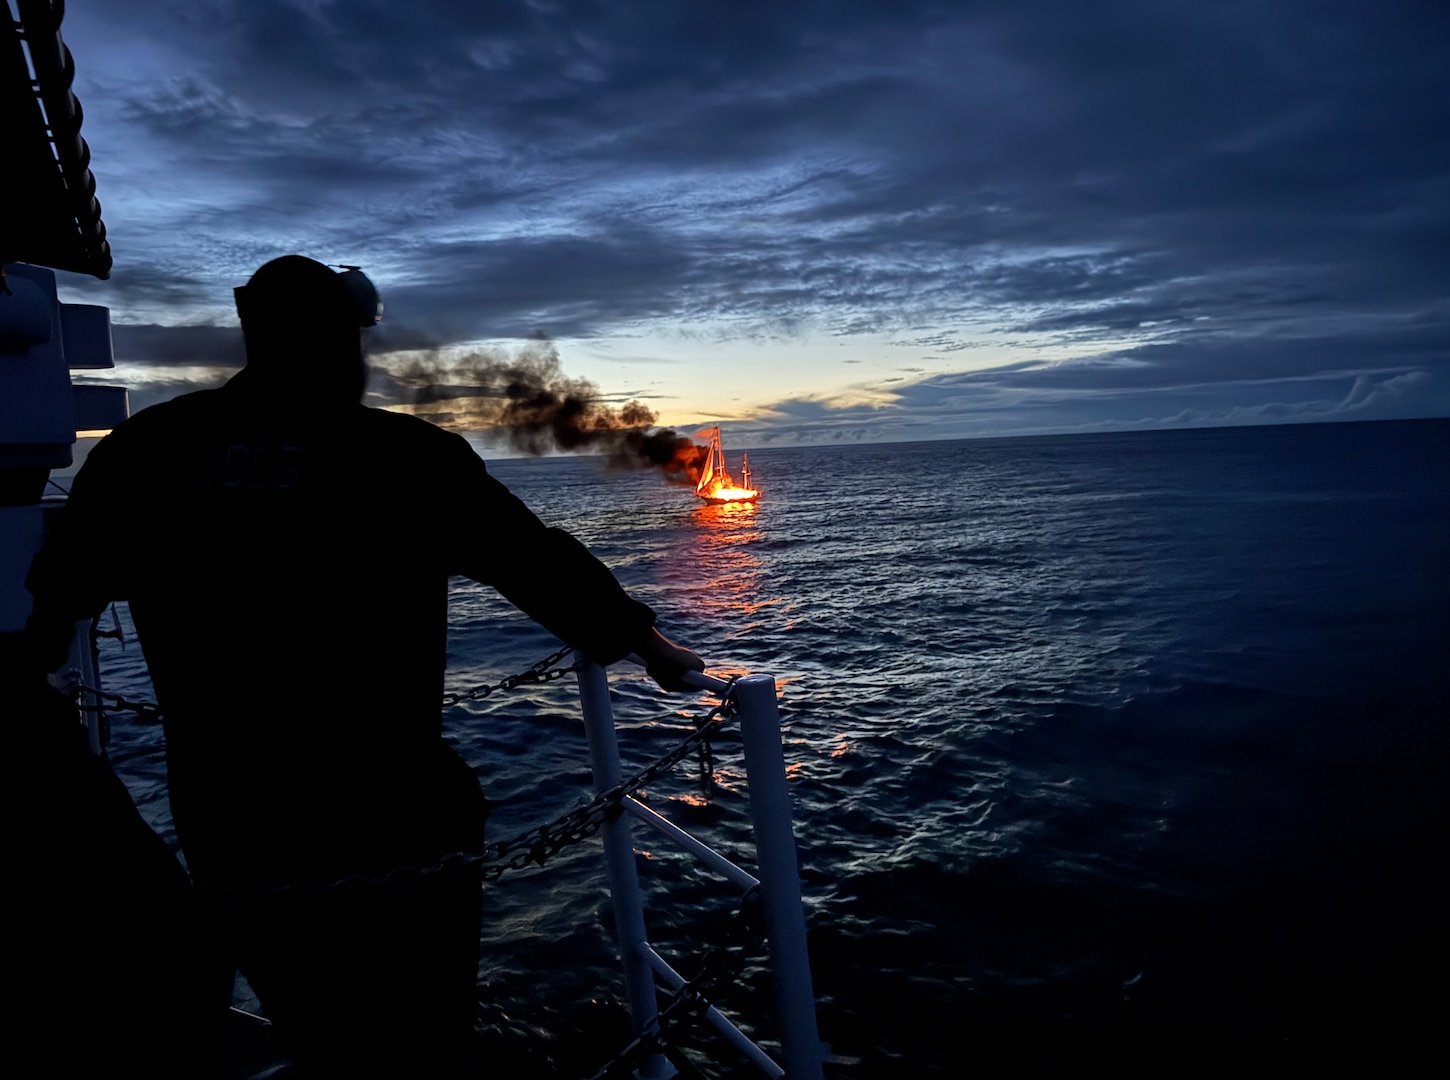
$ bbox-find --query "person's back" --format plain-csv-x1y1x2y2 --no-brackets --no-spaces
25,255,701,1076
54,377,646,884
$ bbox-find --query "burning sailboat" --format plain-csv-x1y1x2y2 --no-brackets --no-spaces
694,427,760,503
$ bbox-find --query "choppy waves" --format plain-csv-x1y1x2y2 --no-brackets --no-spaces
99,419,1448,1076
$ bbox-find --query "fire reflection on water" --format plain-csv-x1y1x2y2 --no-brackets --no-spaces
653,493,786,811
687,499,777,620
652,495,783,812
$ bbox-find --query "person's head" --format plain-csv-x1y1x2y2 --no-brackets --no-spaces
234,256,382,405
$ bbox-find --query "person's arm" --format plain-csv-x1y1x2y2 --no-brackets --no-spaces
442,434,703,688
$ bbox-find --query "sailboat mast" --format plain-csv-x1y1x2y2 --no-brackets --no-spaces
693,426,760,502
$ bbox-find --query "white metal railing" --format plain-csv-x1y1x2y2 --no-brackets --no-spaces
577,659,823,1080
36,610,821,1076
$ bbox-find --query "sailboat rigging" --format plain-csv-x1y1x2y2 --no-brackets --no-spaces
694,427,760,503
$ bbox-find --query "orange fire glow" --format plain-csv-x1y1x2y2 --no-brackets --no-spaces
698,479,760,503
692,427,760,504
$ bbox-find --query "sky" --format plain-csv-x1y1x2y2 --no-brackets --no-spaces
45,0,1450,447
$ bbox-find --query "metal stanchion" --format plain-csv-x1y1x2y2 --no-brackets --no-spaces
734,674,823,1080
577,657,674,1080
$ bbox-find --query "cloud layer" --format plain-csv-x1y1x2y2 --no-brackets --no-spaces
53,0,1449,440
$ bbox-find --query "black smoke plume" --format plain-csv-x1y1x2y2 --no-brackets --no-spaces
373,338,710,484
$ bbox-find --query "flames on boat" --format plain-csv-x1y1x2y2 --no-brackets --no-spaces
691,427,760,504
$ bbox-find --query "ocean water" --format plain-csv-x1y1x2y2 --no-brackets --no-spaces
96,418,1449,1077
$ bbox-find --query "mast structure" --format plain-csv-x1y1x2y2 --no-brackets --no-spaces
709,427,726,486
694,426,759,502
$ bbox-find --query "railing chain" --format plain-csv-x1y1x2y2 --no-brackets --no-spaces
70,644,582,725
201,686,738,904
65,645,769,1075
585,886,765,1080
439,645,578,706
72,686,163,723
695,676,736,791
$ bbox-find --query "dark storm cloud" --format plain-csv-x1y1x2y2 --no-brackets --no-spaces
54,263,220,317
79,324,243,417
64,0,1450,433
110,324,244,370
378,231,700,341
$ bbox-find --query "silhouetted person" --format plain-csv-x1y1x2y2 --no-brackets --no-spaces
25,254,703,1077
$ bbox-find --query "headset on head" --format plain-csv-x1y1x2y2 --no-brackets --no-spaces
333,265,384,327
233,261,383,328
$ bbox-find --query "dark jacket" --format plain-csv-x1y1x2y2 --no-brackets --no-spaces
26,377,655,884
